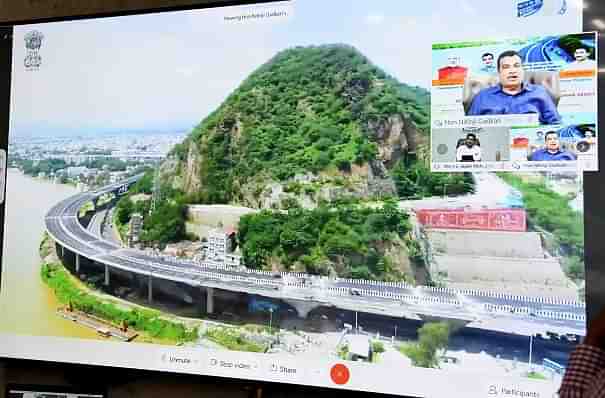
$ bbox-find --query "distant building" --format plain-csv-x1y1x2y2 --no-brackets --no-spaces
343,334,372,361
76,182,88,192
109,171,128,184
66,166,89,178
205,228,242,267
127,213,144,248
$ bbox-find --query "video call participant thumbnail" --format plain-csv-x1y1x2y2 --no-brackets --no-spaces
564,46,597,71
456,133,482,162
467,50,562,125
479,52,496,75
529,130,577,161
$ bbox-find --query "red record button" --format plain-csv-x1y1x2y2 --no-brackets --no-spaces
330,363,350,385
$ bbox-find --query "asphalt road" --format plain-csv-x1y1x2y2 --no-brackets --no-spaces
44,175,586,336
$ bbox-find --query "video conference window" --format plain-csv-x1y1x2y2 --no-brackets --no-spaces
0,1,590,397
431,32,598,172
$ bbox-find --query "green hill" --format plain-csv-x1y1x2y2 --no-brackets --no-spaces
166,44,432,206
123,44,474,280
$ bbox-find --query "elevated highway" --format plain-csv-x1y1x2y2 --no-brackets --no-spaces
44,175,586,337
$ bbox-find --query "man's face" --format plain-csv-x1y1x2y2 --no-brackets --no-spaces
574,48,588,62
545,133,560,152
498,55,524,88
465,137,475,147
482,54,494,66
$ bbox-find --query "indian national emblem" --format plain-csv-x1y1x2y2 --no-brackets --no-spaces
24,30,44,70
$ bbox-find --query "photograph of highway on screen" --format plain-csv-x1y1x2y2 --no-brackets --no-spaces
0,0,585,385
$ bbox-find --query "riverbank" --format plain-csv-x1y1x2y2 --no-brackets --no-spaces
39,233,199,345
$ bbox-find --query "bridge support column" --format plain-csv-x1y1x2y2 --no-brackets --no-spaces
206,287,214,314
59,245,64,258
104,265,110,286
75,253,80,273
284,299,320,319
147,275,153,303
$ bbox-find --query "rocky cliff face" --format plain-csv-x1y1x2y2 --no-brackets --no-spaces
183,139,202,195
171,111,419,209
368,114,418,168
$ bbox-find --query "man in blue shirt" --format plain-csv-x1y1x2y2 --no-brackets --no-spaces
468,50,561,125
530,131,577,161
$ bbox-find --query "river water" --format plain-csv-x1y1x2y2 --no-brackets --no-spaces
0,169,100,339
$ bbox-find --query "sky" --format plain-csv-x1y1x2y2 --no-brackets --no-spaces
9,0,583,137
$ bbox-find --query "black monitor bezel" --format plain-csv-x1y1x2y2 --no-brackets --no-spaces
0,1,602,396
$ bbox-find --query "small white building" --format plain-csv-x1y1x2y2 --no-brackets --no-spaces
66,166,89,178
343,335,371,361
205,228,242,267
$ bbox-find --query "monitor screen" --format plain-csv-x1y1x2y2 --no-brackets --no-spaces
0,1,597,397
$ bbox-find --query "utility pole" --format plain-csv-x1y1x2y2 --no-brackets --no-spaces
528,334,534,372
268,308,274,332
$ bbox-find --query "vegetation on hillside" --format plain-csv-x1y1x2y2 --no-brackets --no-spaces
238,198,412,280
498,173,584,281
391,159,474,198
171,44,430,204
113,182,189,246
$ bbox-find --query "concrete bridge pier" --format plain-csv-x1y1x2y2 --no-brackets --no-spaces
147,275,153,303
206,287,214,314
104,264,110,286
75,253,80,273
284,299,320,319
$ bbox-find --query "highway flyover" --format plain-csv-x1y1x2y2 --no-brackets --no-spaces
44,175,586,337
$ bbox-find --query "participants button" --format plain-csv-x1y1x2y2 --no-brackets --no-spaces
486,383,544,398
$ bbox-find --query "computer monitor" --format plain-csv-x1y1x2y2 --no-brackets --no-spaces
0,1,600,397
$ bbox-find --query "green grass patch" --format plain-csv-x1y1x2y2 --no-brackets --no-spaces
39,232,51,259
40,262,198,344
78,201,95,218
527,371,548,380
242,324,278,335
204,326,266,353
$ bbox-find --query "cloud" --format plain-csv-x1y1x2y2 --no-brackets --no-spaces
460,0,477,15
365,14,385,25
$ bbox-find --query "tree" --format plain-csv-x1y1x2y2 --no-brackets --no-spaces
116,197,134,224
133,171,154,194
140,200,187,244
404,322,450,368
